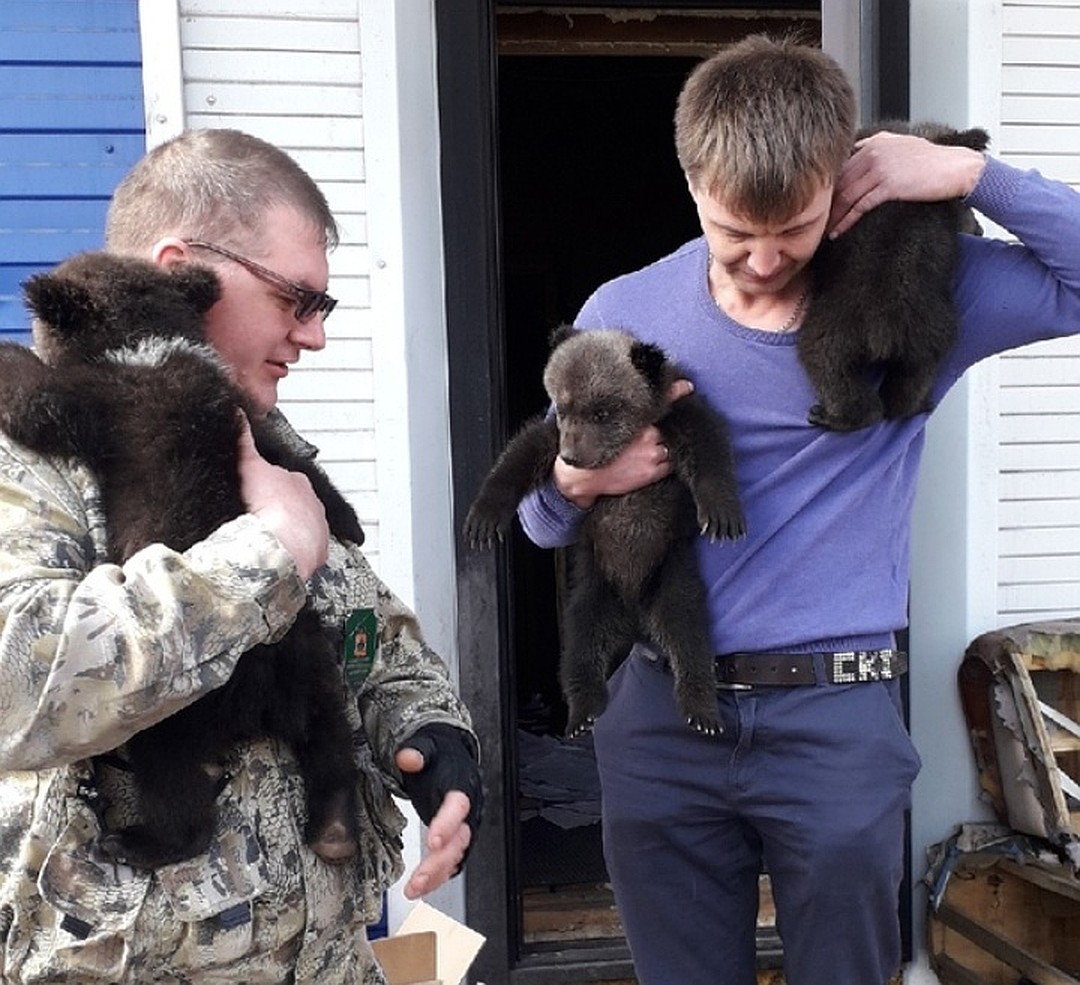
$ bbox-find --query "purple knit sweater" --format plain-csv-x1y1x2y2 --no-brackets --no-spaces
518,158,1080,654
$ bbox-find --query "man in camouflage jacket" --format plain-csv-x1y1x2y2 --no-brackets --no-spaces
0,130,481,984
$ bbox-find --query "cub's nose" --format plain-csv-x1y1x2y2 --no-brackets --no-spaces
559,453,582,468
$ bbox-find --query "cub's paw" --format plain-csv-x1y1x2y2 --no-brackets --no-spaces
675,681,723,737
306,789,360,865
564,715,596,739
696,493,746,542
807,402,883,432
463,504,509,550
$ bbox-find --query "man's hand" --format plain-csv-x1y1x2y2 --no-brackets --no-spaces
237,418,329,580
553,379,694,509
395,725,483,899
829,130,988,238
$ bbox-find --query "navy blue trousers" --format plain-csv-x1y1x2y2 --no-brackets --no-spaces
591,650,921,985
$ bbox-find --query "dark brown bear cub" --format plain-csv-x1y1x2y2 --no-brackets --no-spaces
466,326,744,737
0,251,363,869
798,122,990,431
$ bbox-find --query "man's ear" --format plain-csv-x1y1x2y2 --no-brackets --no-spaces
150,237,194,270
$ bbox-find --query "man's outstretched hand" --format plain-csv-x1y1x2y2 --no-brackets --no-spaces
395,724,483,899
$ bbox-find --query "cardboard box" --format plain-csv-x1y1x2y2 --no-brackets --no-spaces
370,902,485,985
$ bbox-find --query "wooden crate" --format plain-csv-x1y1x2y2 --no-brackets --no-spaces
929,853,1080,984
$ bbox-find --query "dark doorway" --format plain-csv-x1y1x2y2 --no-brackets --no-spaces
499,53,705,966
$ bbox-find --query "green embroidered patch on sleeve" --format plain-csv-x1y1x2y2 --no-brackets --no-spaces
342,608,377,686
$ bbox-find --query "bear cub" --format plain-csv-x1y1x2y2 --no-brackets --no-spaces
466,326,745,737
798,121,990,431
0,251,363,869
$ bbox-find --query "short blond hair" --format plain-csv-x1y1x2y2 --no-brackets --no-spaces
106,129,338,256
675,35,855,221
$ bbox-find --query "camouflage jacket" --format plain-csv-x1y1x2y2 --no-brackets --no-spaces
0,412,475,984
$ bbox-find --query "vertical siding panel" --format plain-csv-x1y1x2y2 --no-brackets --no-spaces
0,0,144,341
997,1,1080,621
174,1,377,557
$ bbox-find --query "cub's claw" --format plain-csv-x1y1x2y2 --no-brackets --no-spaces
687,716,724,737
565,716,596,739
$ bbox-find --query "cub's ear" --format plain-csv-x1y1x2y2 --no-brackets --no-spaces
629,339,668,393
170,264,222,315
548,323,577,350
955,127,990,153
22,272,99,340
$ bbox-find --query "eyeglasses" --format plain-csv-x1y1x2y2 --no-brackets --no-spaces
186,239,338,322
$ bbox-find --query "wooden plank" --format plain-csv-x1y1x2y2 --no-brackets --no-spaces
0,1,138,62
1003,65,1080,93
1004,36,1080,65
281,367,373,402
181,15,358,50
1000,416,1080,443
997,858,1080,905
298,429,375,463
0,133,143,197
1001,496,1080,526
0,204,109,265
280,400,373,432
1004,5,1080,33
1003,336,1080,357
181,0,355,16
0,66,143,131
183,80,361,117
930,949,992,985
999,555,1080,584
1003,95,1080,126
998,469,1080,498
934,900,1080,985
181,114,366,155
1000,526,1080,554
997,355,1080,387
182,49,360,85
295,337,372,371
998,582,1080,612
1000,123,1080,155
0,31,138,64
1000,385,1080,413
994,154,1080,186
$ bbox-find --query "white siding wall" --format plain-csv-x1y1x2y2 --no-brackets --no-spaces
173,0,382,565
997,0,1080,622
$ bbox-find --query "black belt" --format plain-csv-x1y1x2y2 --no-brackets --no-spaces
715,649,907,689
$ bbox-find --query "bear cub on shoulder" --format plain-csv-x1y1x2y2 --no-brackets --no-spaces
0,251,363,869
466,326,744,737
798,121,990,431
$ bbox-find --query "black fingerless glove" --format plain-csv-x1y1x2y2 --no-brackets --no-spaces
399,724,484,837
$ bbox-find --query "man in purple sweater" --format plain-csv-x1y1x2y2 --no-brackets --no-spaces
517,36,1080,985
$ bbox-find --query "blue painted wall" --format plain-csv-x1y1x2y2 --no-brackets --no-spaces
1,1,145,342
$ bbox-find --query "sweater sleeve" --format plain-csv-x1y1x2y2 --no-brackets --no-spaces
942,156,1080,383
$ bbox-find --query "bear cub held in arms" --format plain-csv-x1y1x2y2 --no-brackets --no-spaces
466,326,745,737
0,251,363,869
798,121,990,431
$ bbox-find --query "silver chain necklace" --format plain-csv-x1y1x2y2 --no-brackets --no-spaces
708,253,810,332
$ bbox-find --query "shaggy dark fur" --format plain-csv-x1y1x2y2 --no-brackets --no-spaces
798,121,990,431
466,326,744,737
0,251,364,869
